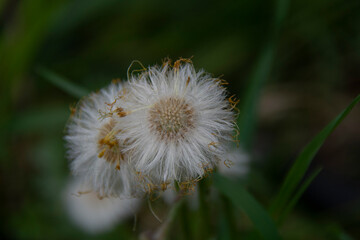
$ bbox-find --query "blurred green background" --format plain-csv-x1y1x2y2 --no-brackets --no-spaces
1,0,360,239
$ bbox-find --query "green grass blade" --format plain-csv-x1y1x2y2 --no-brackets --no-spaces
273,0,290,36
156,199,184,239
9,105,69,134
270,94,360,217
197,179,212,239
0,0,6,14
36,67,89,98
49,0,119,37
218,213,232,240
339,232,355,240
278,167,322,224
214,174,281,240
217,196,236,240
238,0,289,150
238,44,274,150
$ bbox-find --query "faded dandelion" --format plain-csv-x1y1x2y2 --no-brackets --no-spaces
64,178,141,234
64,82,141,198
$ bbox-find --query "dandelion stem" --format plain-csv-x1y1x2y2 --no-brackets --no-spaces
155,199,184,240
132,213,137,232
179,201,192,240
148,198,162,223
197,179,211,239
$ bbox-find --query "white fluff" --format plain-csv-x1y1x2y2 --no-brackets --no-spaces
115,60,236,188
163,146,249,207
218,146,250,179
162,186,199,210
64,178,141,234
64,82,141,197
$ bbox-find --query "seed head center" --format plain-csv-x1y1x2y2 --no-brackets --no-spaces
149,97,194,140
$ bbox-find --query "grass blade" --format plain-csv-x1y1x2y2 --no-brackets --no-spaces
36,66,89,98
214,173,281,240
270,94,360,218
217,196,236,240
238,44,274,150
278,167,322,224
9,105,69,134
238,0,289,150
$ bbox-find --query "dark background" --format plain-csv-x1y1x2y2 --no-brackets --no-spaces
0,0,359,239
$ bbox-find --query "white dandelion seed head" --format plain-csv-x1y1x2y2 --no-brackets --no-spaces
63,178,141,234
115,59,236,188
64,82,141,197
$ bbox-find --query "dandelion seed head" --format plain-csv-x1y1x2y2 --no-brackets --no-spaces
64,58,239,197
65,82,141,198
114,59,236,190
63,178,141,234
97,119,123,165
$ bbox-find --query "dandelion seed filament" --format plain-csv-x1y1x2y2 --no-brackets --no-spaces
97,119,124,165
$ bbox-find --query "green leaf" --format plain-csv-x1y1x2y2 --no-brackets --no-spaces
49,0,120,38
270,94,360,219
197,178,212,239
36,67,89,98
214,173,281,240
238,0,290,150
238,44,274,150
9,105,69,134
278,167,322,224
157,199,185,239
0,0,6,15
218,196,237,240
338,232,355,240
